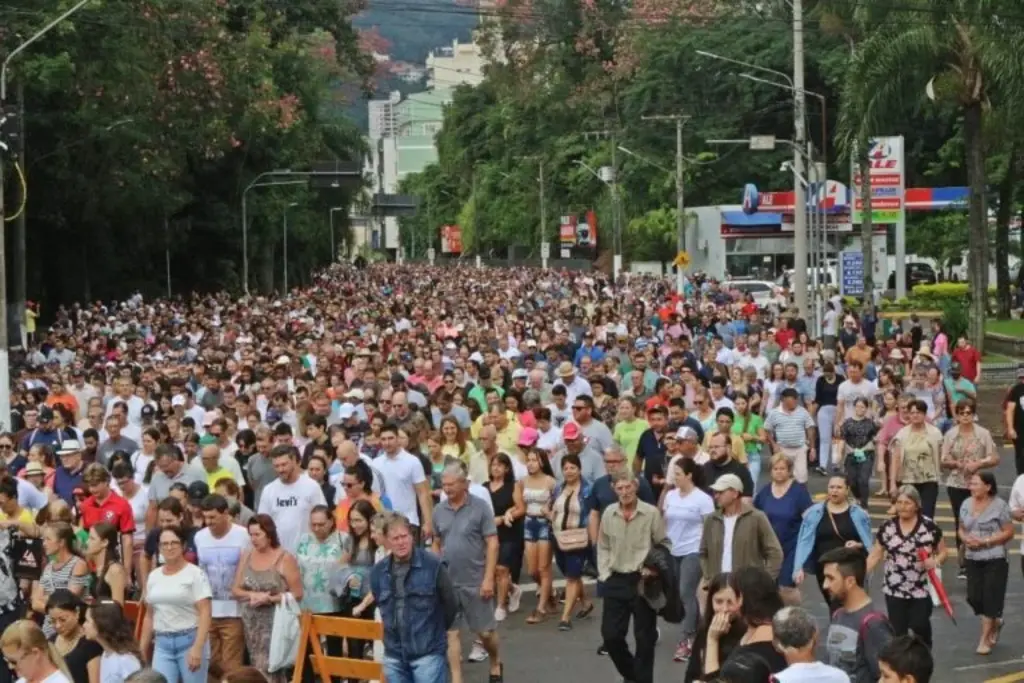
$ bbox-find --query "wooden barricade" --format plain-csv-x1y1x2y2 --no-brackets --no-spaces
292,612,384,683
123,600,146,641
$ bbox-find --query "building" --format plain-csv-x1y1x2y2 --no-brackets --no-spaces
426,39,486,89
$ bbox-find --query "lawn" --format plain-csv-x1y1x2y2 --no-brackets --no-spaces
985,319,1024,338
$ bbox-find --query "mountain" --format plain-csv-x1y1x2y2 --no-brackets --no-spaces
355,0,478,64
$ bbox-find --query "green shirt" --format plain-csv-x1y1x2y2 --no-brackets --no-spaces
295,531,347,614
613,419,650,466
732,413,764,455
468,384,504,413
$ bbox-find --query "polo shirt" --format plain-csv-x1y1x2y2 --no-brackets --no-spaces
53,466,85,506
148,466,202,504
80,492,136,535
432,495,497,587
203,468,234,489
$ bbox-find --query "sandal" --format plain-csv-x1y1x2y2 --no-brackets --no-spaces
526,610,548,624
575,602,595,620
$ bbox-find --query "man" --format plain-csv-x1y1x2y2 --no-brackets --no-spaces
245,426,277,510
53,439,87,507
431,390,471,431
20,407,62,456
257,445,327,553
104,378,146,427
738,334,770,380
770,606,850,683
96,415,139,467
194,442,235,489
951,334,981,384
572,395,614,454
634,405,669,492
553,361,592,403
597,469,668,683
79,463,135,576
820,546,893,683
765,388,816,484
943,362,977,429
703,433,755,500
878,635,933,683
700,408,746,465
147,444,202,528
613,397,650,470
698,473,782,579
374,424,433,541
432,464,503,683
554,423,604,485
834,360,876,433
68,370,98,421
470,425,527,485
370,514,458,683
195,494,251,680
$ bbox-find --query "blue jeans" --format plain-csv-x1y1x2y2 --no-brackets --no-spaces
152,628,210,683
383,653,448,683
747,450,762,488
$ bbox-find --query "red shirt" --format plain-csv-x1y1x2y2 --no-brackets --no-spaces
774,328,796,350
79,492,136,535
952,346,981,382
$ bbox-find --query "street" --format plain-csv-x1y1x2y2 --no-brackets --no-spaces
479,448,1024,683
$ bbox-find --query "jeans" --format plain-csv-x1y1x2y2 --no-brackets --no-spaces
674,554,702,639
747,450,762,489
601,573,657,683
152,628,211,683
382,653,448,683
816,406,836,467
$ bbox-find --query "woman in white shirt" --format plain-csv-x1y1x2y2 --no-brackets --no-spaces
0,619,73,683
83,602,141,683
109,462,148,587
661,457,714,663
131,429,161,485
140,527,213,683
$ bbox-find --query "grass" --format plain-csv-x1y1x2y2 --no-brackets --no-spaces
983,352,1015,363
986,319,1024,337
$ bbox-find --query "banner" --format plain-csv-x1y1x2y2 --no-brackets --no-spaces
559,215,577,245
852,136,905,224
440,224,462,254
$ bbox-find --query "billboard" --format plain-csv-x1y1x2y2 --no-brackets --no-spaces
560,211,599,248
852,136,905,224
440,224,462,254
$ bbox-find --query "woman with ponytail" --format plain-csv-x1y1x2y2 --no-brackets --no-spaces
84,524,127,605
0,618,74,683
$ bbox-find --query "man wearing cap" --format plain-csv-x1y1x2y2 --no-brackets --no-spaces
554,423,604,485
19,407,63,457
699,472,783,581
79,463,135,576
553,361,592,404
53,439,87,507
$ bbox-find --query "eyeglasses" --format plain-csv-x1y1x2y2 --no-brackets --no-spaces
0,445,11,451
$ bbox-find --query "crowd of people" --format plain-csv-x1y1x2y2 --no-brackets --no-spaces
0,261,1011,683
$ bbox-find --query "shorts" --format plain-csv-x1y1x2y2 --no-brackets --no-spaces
554,547,588,579
451,585,497,634
498,540,519,568
524,516,551,542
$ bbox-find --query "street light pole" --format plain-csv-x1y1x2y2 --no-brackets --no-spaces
641,114,689,294
283,202,298,292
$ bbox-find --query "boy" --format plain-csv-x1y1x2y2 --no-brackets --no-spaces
878,635,933,683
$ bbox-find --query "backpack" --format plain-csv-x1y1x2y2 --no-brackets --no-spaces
832,608,892,661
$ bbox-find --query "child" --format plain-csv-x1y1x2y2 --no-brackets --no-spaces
878,635,933,683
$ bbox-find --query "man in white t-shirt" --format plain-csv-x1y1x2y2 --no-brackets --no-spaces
833,360,878,435
195,493,251,679
257,445,326,553
373,424,433,540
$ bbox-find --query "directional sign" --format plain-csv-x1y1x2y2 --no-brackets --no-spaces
541,242,550,259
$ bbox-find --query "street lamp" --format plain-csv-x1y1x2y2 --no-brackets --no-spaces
283,202,299,292
329,207,343,262
241,169,293,295
574,160,622,278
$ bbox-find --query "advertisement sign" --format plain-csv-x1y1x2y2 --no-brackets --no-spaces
742,184,759,214
852,136,905,224
840,250,865,296
440,224,462,254
559,215,578,245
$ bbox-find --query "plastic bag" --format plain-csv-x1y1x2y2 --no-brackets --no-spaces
268,592,302,672
830,440,844,468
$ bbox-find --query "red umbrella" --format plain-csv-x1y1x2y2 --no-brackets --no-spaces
917,547,957,625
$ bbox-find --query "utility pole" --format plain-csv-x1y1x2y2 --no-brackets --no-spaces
642,114,689,294
13,84,24,344
164,214,171,298
792,0,809,318
582,129,622,280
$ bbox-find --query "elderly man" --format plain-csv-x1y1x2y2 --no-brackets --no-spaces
765,388,816,484
433,463,504,683
554,423,604,485
597,469,668,683
771,606,850,683
553,361,592,403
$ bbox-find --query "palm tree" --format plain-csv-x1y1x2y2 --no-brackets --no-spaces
836,0,1024,350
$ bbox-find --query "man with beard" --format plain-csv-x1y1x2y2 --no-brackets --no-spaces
703,432,754,501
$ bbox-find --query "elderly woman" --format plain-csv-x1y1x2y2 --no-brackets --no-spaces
890,399,943,520
867,485,948,647
753,454,812,604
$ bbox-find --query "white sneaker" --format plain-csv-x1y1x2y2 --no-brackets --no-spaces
495,606,508,622
508,585,522,613
468,641,488,662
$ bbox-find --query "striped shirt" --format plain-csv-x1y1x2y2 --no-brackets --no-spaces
764,406,814,448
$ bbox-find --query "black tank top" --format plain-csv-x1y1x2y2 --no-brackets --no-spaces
488,480,521,545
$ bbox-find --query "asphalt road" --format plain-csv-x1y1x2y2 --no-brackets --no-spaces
467,448,1024,683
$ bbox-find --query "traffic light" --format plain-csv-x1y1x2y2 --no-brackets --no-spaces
0,105,18,156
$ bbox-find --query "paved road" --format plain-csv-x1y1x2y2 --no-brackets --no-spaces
474,448,1024,683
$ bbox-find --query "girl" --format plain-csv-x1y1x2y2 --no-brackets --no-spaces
522,450,556,624
84,523,127,605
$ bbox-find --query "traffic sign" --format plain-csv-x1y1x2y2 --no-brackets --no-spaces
840,250,864,296
541,243,550,259
673,251,691,268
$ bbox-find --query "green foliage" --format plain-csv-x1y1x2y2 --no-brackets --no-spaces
940,299,970,344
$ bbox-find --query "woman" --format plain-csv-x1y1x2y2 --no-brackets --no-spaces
304,456,336,513
0,620,73,683
295,506,345,683
20,444,56,492
589,379,617,428
109,463,147,589
547,453,593,632
792,476,873,610
959,472,1013,655
31,523,90,638
344,499,379,621
662,458,713,662
488,452,524,623
139,498,197,594
84,523,127,604
877,395,911,500
46,591,100,683
732,394,766,486
814,361,843,473
131,429,161,485
692,392,716,436
685,572,744,682
83,601,142,683
754,455,813,604
140,526,212,683
761,363,786,415
838,397,880,508
715,567,787,679
522,449,555,624
942,398,1000,580
425,432,459,502
438,416,475,465
867,485,948,647
231,514,304,683
891,399,943,519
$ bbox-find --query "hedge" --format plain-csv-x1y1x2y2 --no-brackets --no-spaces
911,283,997,299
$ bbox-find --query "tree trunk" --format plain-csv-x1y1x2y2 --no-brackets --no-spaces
995,144,1018,319
859,153,874,300
963,100,989,351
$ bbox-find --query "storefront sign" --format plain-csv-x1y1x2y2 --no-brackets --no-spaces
852,136,905,225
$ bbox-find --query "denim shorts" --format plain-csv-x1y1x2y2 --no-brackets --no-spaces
524,515,551,542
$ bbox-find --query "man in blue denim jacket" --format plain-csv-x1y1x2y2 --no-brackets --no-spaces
370,514,459,683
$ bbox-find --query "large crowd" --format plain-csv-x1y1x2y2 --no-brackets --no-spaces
0,261,1011,683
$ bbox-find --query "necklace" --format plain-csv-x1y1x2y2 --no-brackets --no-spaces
55,632,81,656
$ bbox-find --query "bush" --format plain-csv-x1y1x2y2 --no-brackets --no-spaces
939,298,969,342
911,283,997,299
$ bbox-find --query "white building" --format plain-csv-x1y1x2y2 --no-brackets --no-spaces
426,39,486,89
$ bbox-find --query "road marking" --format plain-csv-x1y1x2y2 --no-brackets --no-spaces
984,672,1024,683
954,660,1024,673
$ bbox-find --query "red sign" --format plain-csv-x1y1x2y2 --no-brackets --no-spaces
854,198,901,210
560,215,578,245
440,225,462,254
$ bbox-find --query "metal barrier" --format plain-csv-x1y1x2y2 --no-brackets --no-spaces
291,612,383,683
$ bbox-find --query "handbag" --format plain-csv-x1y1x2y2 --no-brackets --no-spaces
268,592,302,672
554,488,589,552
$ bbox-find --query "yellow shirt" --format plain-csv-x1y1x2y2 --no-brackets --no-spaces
206,468,233,489
0,508,35,524
470,410,518,441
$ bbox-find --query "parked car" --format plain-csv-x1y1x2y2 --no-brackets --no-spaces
888,262,937,289
723,280,777,307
